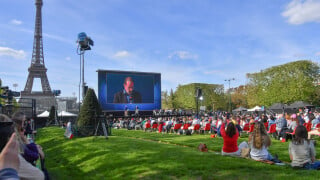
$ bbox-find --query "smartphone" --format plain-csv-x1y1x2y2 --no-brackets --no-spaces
0,122,14,152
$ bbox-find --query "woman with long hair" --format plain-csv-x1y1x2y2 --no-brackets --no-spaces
249,122,275,161
220,121,248,156
289,125,320,169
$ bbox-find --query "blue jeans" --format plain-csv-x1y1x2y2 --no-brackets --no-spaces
304,161,320,170
267,153,273,161
217,125,222,137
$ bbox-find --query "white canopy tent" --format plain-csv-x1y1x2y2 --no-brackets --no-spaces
247,106,262,112
37,110,50,118
58,111,77,117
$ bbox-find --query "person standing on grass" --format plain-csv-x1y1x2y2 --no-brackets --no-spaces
220,121,248,156
289,125,320,170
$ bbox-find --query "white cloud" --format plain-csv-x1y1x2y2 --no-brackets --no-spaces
0,47,26,59
65,57,71,61
282,0,320,25
10,19,22,25
168,51,198,60
113,50,130,58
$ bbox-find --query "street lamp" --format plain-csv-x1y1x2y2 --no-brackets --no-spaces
225,78,235,112
195,87,202,118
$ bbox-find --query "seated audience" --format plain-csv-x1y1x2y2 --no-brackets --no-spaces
220,121,248,156
311,114,320,129
268,115,276,129
249,122,277,161
289,125,320,170
276,114,287,139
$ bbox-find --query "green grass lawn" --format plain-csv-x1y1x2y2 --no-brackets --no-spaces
36,127,320,180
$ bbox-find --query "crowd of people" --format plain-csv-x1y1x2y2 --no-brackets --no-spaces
1,110,320,180
111,110,320,169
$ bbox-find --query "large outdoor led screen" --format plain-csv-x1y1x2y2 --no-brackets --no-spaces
98,70,161,111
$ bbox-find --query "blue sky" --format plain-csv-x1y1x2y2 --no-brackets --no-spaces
0,0,320,99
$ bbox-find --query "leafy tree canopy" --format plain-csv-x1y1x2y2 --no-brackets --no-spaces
246,60,320,107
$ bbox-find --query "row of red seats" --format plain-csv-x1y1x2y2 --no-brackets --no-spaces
145,122,212,133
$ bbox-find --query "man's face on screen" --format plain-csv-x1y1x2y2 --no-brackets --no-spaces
124,80,134,94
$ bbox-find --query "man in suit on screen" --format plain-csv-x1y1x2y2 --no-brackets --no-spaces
113,77,142,103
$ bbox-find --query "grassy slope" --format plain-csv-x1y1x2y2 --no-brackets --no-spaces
36,127,320,180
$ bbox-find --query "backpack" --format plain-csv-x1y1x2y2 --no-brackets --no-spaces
198,143,208,152
185,130,192,135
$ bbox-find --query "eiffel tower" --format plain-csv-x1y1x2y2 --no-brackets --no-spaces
21,0,56,113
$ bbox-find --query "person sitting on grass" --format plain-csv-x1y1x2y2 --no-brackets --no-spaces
249,122,278,161
232,116,242,136
310,113,319,130
276,114,287,140
289,125,320,170
268,115,276,129
220,121,248,156
216,116,224,137
283,114,299,141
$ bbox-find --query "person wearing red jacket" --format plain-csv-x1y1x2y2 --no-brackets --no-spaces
220,122,248,156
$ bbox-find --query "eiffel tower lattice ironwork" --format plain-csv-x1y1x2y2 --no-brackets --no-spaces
22,0,53,96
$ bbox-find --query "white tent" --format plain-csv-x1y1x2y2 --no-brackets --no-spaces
37,110,50,117
247,106,262,112
58,111,77,117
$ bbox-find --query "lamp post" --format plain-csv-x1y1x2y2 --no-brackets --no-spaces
199,96,204,116
195,87,202,118
225,78,235,112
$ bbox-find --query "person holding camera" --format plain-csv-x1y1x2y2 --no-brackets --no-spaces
0,132,20,180
0,114,44,180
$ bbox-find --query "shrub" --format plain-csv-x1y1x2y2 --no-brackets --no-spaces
77,88,102,136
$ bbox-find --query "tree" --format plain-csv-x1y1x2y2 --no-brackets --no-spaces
246,60,320,107
161,90,169,109
77,88,102,136
231,85,248,108
168,88,175,109
173,83,227,111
